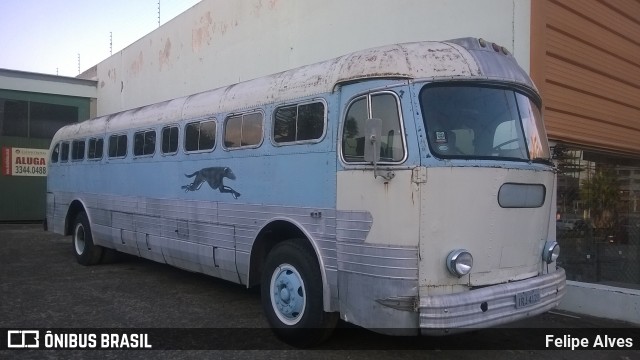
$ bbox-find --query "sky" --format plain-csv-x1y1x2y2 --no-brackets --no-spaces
0,0,201,77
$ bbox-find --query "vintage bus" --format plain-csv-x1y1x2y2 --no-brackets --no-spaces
46,38,565,346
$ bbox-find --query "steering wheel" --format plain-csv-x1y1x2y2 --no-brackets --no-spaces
492,138,519,151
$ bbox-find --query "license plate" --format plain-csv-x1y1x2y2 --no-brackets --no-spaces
515,289,540,309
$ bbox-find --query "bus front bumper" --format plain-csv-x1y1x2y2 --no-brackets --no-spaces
419,268,566,335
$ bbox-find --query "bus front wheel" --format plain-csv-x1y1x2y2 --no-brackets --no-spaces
261,240,337,347
72,212,103,266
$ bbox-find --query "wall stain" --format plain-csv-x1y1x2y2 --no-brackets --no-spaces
253,0,279,16
130,51,144,76
107,68,117,83
159,38,172,70
192,11,213,53
252,0,263,16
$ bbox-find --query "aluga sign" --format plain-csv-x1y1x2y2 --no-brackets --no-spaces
2,147,48,177
46,37,565,346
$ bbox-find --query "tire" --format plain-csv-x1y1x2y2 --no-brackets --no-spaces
261,240,338,347
100,248,122,264
72,212,103,266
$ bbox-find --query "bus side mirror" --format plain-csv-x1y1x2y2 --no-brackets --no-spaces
364,118,382,164
364,118,395,181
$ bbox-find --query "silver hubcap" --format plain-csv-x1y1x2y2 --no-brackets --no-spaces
74,223,85,255
270,264,306,325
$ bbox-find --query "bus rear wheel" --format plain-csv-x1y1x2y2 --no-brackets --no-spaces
72,212,103,266
261,240,337,347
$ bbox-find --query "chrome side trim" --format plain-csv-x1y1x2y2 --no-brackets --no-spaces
48,191,349,311
339,269,419,333
337,242,418,280
336,210,417,280
376,296,417,312
335,210,372,243
336,239,419,331
419,268,566,334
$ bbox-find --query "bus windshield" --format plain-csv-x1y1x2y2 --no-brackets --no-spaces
419,83,550,162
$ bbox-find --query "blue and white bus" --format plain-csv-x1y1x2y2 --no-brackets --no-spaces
46,38,565,346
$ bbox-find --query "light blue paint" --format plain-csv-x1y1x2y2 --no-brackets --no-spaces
48,93,339,209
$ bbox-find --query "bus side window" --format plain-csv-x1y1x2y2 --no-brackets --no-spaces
273,101,325,144
224,112,263,148
342,92,405,163
342,97,367,161
60,142,70,162
370,93,404,162
134,129,156,156
297,102,324,141
51,143,60,163
185,119,216,152
108,134,128,158
161,126,179,154
88,138,104,160
71,140,86,161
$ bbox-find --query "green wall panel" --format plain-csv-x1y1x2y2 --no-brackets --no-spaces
0,137,51,221
0,89,91,121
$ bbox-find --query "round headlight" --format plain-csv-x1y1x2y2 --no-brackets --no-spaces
446,249,473,277
543,241,560,264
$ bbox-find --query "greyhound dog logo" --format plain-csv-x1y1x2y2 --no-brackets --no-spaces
181,167,241,199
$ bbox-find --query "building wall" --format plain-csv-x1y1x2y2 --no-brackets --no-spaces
0,90,93,221
531,0,640,155
0,71,96,221
94,0,531,116
0,136,50,221
529,1,640,305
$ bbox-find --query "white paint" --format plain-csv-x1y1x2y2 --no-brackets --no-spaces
558,281,640,325
418,166,555,292
336,165,557,295
336,169,420,247
91,0,531,116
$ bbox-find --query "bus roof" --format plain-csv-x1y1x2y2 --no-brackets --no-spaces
53,37,534,142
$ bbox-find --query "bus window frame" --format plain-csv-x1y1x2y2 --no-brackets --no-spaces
133,128,157,158
418,81,547,163
87,137,104,161
183,117,217,154
60,141,70,163
271,98,328,147
50,142,60,164
160,124,180,156
107,133,128,159
222,109,265,151
339,90,408,166
71,139,86,162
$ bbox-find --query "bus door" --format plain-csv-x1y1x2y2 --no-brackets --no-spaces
335,81,423,326
337,80,423,246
